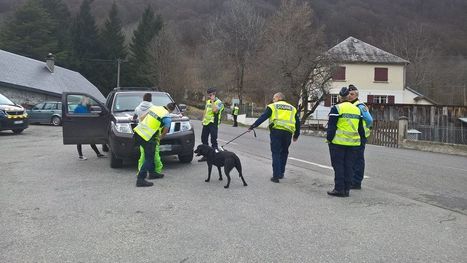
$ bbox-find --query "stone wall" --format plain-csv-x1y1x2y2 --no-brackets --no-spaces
400,139,467,157
0,86,60,107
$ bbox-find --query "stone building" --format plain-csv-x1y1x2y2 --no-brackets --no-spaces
0,49,105,107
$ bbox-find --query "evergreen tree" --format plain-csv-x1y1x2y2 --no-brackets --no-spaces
0,0,58,60
124,5,163,87
71,0,102,91
71,0,99,61
99,1,127,93
100,2,127,60
38,0,72,64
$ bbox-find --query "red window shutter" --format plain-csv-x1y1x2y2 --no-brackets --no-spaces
388,95,395,104
324,95,331,107
374,68,388,81
332,67,346,81
367,95,374,104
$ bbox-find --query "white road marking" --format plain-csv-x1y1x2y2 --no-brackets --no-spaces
288,157,333,170
218,139,238,145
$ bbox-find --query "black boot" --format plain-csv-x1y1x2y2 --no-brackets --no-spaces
148,172,164,179
327,189,348,197
136,179,154,187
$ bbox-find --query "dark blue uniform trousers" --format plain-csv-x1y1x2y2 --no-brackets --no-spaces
137,138,156,181
270,129,292,178
328,143,358,192
352,143,366,186
201,123,219,149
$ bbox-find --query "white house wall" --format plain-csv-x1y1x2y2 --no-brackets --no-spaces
331,63,405,93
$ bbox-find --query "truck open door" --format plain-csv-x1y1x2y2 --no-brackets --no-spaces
62,93,110,145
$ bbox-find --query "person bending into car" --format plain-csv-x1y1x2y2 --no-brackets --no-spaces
133,100,169,187
74,96,105,160
135,98,175,179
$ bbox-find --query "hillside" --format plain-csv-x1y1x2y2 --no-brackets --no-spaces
1,0,466,55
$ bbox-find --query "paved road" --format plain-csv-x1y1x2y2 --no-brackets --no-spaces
0,124,466,262
213,120,467,215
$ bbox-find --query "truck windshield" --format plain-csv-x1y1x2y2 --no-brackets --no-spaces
0,94,15,105
113,93,179,113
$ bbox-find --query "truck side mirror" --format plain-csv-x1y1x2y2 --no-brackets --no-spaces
178,104,187,112
90,105,102,114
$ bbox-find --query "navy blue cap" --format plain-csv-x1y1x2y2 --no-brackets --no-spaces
348,84,358,91
207,87,217,94
339,87,349,97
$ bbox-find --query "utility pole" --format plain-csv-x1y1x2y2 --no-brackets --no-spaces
85,58,127,88
117,58,122,88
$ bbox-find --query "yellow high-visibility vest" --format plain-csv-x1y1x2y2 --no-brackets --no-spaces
202,99,224,126
233,106,239,116
332,102,361,146
133,106,163,141
267,101,297,134
353,100,371,138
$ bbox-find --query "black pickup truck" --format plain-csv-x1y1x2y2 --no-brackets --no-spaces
61,88,195,168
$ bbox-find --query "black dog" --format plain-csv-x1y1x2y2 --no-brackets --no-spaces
194,144,248,189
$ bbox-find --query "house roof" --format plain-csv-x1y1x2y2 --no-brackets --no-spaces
0,49,105,102
328,36,409,64
406,86,437,105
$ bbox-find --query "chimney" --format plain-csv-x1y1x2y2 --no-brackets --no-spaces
46,53,55,73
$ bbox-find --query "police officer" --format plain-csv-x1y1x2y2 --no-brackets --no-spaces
232,104,239,127
348,85,373,189
133,105,167,187
199,87,224,162
248,92,300,183
326,87,365,197
137,102,176,179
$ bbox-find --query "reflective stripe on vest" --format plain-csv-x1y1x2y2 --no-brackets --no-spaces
267,101,297,134
331,102,361,146
203,99,224,126
353,100,371,138
133,106,162,141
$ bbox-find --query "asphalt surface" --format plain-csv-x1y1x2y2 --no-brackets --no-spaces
0,123,466,263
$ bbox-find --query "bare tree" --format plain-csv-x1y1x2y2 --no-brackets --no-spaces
257,0,334,123
381,22,439,90
149,25,186,101
206,0,265,105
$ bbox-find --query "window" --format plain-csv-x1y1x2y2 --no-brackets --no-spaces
373,95,387,104
32,103,45,110
324,94,339,107
67,95,99,114
374,67,388,82
331,94,339,106
44,103,57,110
332,66,346,81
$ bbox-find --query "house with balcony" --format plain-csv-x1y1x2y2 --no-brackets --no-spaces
311,36,435,119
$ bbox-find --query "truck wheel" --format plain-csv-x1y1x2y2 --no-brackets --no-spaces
51,116,61,126
12,129,24,134
178,152,193,163
110,151,123,168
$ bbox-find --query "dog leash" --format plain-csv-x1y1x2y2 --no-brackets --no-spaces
220,129,256,148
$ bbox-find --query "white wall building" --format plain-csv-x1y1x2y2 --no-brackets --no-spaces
311,37,435,120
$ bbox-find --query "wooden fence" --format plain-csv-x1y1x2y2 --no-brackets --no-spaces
367,120,399,147
367,104,467,145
